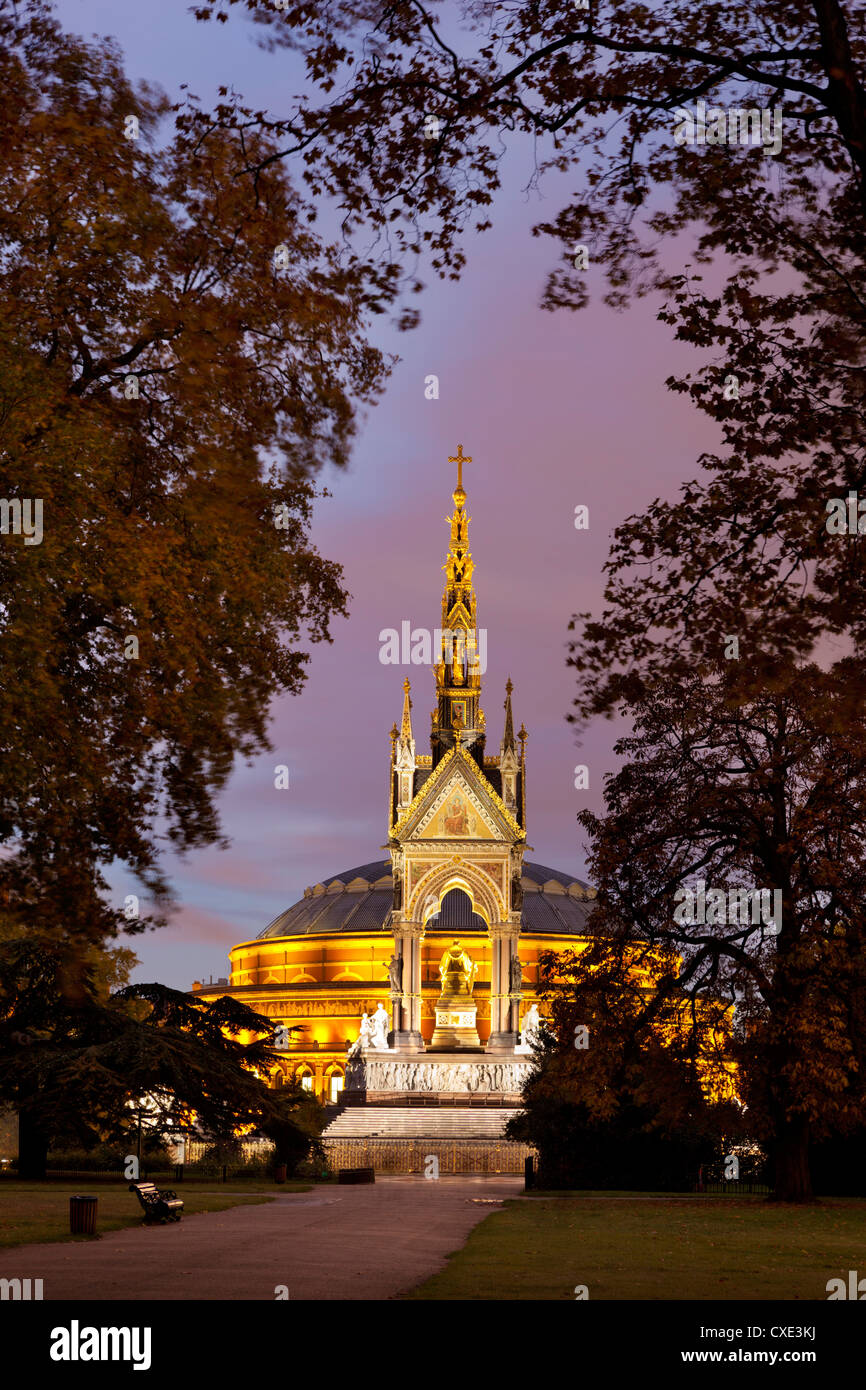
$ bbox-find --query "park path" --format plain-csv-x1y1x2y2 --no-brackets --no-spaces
0,1176,521,1301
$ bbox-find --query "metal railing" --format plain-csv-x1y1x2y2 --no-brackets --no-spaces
323,1137,532,1173
693,1179,772,1195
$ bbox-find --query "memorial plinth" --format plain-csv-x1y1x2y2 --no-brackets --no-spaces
343,1050,532,1105
430,1001,481,1049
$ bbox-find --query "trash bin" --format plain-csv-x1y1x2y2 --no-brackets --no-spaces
524,1156,535,1191
274,1164,287,1184
69,1194,98,1235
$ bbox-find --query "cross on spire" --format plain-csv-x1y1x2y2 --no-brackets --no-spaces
448,444,472,492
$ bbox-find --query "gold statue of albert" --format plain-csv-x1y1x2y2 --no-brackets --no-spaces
438,940,477,997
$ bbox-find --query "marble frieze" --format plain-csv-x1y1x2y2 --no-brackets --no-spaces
345,1054,532,1094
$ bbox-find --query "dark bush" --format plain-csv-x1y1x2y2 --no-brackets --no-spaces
807,1130,866,1197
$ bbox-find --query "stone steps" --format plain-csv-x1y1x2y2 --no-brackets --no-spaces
321,1105,521,1140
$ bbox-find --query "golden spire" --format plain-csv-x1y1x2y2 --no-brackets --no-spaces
393,678,417,814
441,444,476,623
400,677,413,740
433,447,484,756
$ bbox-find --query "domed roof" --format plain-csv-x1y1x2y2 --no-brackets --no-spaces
257,860,596,940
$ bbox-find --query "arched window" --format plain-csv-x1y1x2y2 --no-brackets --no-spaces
296,1065,313,1093
328,1069,345,1104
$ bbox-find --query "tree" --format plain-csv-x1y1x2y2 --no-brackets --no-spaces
575,660,866,1201
0,931,322,1178
190,0,866,709
506,943,740,1190
0,0,393,954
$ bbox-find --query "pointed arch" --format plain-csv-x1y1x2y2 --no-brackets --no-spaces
407,858,504,927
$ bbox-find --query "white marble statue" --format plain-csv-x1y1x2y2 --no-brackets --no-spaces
516,1003,542,1054
347,1011,374,1057
369,1002,391,1051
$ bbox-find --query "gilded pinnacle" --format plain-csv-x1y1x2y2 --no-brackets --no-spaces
400,678,414,740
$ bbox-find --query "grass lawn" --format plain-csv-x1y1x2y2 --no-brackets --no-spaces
403,1195,866,1300
0,1180,310,1248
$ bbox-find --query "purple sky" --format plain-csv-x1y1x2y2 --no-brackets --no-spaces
55,0,723,990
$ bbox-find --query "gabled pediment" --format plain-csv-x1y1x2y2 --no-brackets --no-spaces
413,775,499,841
392,746,522,843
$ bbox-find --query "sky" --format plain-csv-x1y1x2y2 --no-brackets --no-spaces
55,0,724,990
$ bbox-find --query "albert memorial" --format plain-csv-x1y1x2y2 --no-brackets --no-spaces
193,449,597,1170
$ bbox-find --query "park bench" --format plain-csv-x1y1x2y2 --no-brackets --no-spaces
128,1180,184,1224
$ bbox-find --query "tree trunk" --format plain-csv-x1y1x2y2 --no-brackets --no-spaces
17,1108,49,1180
771,1116,813,1203
813,0,866,203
